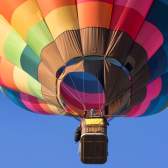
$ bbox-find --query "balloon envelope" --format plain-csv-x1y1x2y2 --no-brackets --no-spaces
0,0,168,118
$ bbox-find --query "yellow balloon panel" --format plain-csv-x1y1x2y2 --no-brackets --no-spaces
45,6,79,39
11,0,42,40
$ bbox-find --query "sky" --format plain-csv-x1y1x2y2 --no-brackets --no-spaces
0,93,168,168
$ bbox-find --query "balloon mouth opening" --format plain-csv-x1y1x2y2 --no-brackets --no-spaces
56,56,131,116
59,71,105,113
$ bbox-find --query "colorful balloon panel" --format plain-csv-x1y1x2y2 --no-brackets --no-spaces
0,0,53,55
0,0,168,118
110,0,153,39
135,21,163,60
77,0,113,28
0,56,42,99
142,73,168,116
1,87,65,115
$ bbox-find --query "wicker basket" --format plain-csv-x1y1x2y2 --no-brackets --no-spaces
80,118,108,164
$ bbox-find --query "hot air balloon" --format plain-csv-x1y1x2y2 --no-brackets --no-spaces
0,0,168,164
